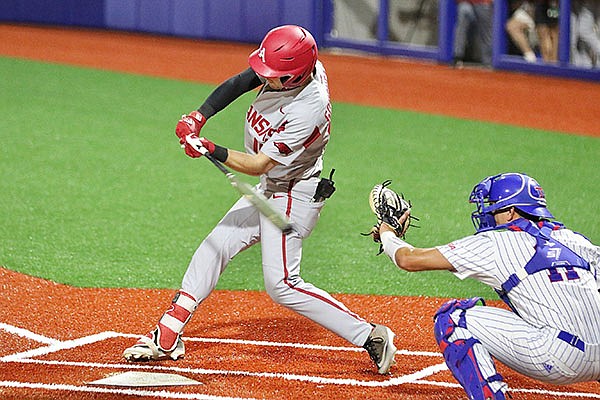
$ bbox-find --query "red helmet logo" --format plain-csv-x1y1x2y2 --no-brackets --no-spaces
257,47,266,63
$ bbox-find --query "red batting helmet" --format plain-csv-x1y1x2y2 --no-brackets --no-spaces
248,25,318,89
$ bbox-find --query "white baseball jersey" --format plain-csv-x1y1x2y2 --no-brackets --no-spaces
181,61,373,347
245,61,331,195
437,226,600,384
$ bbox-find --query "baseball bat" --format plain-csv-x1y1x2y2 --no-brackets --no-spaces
185,136,295,234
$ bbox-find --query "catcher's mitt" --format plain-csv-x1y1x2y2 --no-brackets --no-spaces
362,180,418,253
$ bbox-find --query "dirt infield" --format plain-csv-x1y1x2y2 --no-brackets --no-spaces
1,267,599,399
1,24,600,399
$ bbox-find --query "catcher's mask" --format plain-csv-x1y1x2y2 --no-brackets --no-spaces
248,25,318,89
469,172,554,232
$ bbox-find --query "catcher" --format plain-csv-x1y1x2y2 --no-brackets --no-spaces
366,174,600,400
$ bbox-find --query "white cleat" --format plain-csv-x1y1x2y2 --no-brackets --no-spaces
123,335,185,362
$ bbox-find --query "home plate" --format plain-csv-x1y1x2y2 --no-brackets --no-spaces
89,371,203,387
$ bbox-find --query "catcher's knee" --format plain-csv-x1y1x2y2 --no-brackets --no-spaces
434,298,478,340
433,297,485,350
433,297,506,400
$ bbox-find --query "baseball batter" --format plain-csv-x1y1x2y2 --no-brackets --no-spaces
123,25,397,375
373,172,600,399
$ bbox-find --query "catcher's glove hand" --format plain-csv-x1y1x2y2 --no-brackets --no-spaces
362,180,419,254
369,180,412,237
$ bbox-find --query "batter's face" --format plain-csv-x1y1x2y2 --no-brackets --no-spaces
265,77,284,90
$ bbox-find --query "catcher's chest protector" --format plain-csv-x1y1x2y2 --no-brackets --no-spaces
492,219,590,313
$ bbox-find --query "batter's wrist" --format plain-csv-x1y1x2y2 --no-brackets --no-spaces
212,145,228,162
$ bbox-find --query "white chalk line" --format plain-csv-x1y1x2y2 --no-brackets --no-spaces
1,330,122,362
6,357,449,388
184,336,442,357
0,381,256,400
410,380,600,398
0,322,61,345
1,323,599,398
6,359,600,399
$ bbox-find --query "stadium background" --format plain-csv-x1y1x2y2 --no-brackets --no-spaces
2,0,599,81
0,4,599,399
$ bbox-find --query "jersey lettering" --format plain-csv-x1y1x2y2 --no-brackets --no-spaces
247,105,289,150
547,246,561,260
253,138,259,153
247,105,271,136
548,267,564,282
324,103,332,136
546,266,581,283
565,266,580,280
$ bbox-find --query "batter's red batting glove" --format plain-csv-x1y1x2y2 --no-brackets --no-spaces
175,110,206,141
181,134,215,158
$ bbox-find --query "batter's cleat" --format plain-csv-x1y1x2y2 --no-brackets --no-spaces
363,323,397,374
123,334,185,362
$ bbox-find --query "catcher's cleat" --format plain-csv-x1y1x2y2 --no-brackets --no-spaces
123,334,185,362
363,323,397,374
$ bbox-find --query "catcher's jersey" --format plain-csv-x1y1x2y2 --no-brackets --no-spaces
244,61,331,194
437,227,600,344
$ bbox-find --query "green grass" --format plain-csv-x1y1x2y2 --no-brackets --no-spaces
1,57,598,299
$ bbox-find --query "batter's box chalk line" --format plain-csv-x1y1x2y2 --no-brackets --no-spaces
0,381,255,400
1,323,599,398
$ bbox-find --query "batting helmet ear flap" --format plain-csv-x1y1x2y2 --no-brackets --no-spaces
248,25,318,89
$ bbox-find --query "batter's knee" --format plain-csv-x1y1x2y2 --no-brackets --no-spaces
264,275,302,307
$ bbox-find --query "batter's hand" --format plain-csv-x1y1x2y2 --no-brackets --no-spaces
175,110,206,140
181,134,215,158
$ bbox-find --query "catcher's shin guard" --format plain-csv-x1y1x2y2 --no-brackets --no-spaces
154,290,198,352
433,298,507,400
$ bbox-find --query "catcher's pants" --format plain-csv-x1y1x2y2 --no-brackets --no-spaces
181,177,372,347
460,306,600,384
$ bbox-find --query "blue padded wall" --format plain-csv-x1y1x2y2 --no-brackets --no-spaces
1,0,104,27
243,0,281,42
138,0,171,34
205,0,244,41
280,0,315,31
104,0,138,31
69,0,106,27
2,0,318,43
0,1,25,22
2,0,595,81
172,0,207,38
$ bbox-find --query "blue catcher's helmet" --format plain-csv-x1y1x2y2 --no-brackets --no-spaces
469,172,554,232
